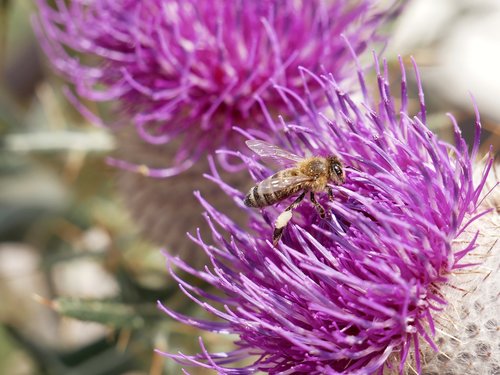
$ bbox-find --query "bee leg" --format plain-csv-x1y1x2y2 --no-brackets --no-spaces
310,192,326,218
272,227,286,246
289,190,306,209
273,191,306,246
328,187,334,201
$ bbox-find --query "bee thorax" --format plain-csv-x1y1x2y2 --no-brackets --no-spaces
303,159,327,176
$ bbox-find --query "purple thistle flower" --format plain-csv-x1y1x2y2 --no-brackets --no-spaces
33,0,402,177
157,55,496,374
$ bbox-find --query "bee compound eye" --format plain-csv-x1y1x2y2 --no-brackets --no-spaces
333,164,342,176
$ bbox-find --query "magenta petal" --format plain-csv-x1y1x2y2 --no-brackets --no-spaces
34,0,402,175
158,54,494,374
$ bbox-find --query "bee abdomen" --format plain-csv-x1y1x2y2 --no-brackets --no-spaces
243,186,259,207
244,185,278,208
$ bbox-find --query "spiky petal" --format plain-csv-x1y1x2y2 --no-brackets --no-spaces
158,55,495,374
33,0,402,176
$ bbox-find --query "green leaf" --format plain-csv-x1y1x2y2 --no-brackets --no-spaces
47,297,162,329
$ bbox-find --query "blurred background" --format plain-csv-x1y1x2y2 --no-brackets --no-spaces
0,0,498,374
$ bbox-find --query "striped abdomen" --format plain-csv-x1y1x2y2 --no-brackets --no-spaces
243,169,305,208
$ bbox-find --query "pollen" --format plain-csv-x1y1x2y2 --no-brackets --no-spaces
275,210,293,229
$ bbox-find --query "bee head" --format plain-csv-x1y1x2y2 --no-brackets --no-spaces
327,156,345,185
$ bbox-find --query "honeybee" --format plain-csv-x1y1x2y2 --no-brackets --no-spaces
243,140,346,245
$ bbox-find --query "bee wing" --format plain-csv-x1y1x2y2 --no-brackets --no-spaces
258,173,312,194
246,140,303,167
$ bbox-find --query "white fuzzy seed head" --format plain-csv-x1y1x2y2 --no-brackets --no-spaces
396,161,500,375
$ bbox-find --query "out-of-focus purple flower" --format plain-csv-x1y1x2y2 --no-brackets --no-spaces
33,0,402,177
157,56,495,374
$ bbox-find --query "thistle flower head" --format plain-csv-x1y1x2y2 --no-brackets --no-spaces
158,56,495,374
34,0,400,176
